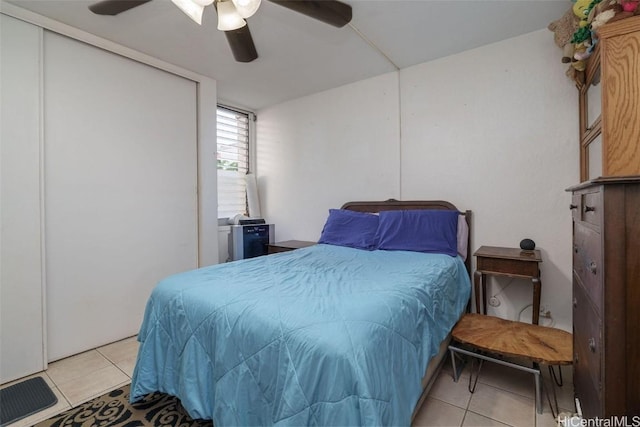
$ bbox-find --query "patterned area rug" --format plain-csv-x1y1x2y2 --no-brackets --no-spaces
35,384,213,427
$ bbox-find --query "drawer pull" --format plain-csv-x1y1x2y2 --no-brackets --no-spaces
574,244,578,254
584,205,596,213
573,298,578,308
574,353,579,364
570,204,578,210
589,338,596,352
589,261,597,274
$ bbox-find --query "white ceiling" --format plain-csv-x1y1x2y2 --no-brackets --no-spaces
5,0,570,110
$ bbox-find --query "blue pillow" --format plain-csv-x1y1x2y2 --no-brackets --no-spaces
318,209,379,250
376,210,459,256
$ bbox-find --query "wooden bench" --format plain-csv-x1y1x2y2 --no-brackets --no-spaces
448,313,573,414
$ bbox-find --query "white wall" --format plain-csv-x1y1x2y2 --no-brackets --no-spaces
257,72,401,242
198,80,220,267
257,29,578,331
399,30,578,330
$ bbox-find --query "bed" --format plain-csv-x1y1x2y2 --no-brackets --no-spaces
130,199,472,426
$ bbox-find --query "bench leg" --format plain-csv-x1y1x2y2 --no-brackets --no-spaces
468,357,483,393
534,371,542,414
449,345,544,413
549,364,564,386
450,348,466,382
544,365,562,418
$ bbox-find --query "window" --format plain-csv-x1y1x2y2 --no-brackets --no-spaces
217,105,252,219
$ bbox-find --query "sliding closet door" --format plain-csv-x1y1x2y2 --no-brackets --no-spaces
1,15,45,383
44,32,198,361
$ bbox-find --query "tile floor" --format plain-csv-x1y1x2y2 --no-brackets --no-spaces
413,358,575,427
2,338,574,427
1,336,139,427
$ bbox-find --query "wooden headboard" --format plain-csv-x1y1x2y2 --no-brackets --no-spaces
341,199,473,276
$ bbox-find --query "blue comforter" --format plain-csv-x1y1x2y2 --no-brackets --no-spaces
130,244,470,426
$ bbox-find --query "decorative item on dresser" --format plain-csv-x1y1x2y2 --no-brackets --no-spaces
577,16,640,182
519,238,536,251
266,240,316,254
567,176,640,418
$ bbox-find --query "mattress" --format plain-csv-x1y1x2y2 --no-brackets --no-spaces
130,244,471,426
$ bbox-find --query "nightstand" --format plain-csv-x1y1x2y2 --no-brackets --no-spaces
267,240,316,255
473,245,543,324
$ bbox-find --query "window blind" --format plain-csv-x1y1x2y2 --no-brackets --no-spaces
217,106,250,219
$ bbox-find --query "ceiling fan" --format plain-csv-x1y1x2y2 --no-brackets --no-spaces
88,0,353,63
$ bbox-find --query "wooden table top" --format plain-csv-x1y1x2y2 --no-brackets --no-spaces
268,240,316,249
473,246,542,263
452,314,572,365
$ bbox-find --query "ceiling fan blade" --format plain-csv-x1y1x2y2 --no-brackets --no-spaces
89,0,152,15
268,0,352,27
224,25,258,63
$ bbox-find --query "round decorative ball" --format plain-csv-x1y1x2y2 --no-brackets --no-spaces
520,238,536,251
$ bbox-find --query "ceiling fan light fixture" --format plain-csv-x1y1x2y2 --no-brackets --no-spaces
171,0,210,25
217,0,247,31
231,0,261,18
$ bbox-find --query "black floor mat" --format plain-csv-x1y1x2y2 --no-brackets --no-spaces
0,376,58,426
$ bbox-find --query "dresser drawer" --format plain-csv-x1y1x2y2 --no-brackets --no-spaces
573,277,602,404
574,371,602,419
581,189,602,227
570,194,581,221
476,257,539,277
573,222,603,314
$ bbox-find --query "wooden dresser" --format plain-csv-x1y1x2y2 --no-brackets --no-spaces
568,177,640,417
